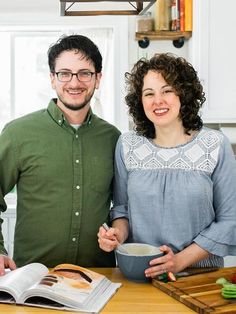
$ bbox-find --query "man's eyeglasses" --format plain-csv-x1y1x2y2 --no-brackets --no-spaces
54,71,95,82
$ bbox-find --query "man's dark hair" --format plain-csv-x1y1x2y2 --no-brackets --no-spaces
48,34,102,73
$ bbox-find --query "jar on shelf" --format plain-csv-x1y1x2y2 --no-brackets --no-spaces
136,12,154,32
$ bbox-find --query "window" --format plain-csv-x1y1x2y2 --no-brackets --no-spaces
0,24,128,131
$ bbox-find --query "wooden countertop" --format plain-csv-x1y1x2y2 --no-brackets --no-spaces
0,267,195,313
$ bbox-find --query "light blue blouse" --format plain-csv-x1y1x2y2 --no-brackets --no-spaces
111,127,236,267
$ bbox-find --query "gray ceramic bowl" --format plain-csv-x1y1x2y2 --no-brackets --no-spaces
116,243,163,283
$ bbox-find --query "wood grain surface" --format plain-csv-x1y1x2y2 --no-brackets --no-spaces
152,267,236,314
0,267,196,314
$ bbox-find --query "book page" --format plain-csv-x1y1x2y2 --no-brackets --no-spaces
0,263,48,303
20,264,121,312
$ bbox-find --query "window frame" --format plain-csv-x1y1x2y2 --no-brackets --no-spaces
0,17,129,132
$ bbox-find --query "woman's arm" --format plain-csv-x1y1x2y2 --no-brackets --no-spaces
194,134,236,256
145,243,210,277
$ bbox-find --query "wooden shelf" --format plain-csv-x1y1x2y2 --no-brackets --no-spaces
60,0,157,16
135,31,192,41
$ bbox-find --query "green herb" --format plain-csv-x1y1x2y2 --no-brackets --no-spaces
216,277,229,285
216,277,236,299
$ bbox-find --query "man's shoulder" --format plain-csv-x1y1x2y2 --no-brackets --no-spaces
3,109,47,131
92,114,121,136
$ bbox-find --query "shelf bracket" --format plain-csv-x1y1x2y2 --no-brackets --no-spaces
138,37,150,48
138,0,156,15
136,31,192,49
138,36,186,49
173,37,185,48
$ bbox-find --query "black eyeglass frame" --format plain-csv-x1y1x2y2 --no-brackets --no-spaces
54,71,96,82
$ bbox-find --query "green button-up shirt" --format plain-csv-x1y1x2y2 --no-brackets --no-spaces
0,99,120,267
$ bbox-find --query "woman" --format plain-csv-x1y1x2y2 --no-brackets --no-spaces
98,53,236,278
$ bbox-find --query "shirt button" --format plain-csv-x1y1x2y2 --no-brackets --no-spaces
75,159,79,163
75,134,78,138
76,185,80,190
75,212,79,216
58,119,62,123
72,237,76,242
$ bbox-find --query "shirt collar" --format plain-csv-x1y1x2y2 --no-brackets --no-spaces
47,98,93,127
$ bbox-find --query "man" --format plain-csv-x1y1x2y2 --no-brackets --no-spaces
0,34,120,275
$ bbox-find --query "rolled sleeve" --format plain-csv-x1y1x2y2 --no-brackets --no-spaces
195,134,236,256
110,137,129,222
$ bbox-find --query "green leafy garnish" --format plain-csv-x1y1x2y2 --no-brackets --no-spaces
216,277,229,285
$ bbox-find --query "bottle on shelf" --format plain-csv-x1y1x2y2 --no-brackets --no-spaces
136,12,154,33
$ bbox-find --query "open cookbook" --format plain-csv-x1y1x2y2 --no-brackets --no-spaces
0,263,121,313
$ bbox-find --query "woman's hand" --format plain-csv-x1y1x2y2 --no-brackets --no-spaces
144,243,210,278
144,245,177,278
97,218,129,252
97,226,120,252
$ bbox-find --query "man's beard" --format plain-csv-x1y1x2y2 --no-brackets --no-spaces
63,100,88,111
58,91,94,111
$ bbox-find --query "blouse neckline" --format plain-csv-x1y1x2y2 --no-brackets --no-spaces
148,128,202,149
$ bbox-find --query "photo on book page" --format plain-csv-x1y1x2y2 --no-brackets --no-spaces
35,264,105,303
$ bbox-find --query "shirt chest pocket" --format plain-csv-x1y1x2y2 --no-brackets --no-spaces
89,157,114,193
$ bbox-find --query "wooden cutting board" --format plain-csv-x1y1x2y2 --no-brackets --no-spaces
152,267,236,314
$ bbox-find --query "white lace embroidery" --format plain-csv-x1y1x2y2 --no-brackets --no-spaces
122,129,223,174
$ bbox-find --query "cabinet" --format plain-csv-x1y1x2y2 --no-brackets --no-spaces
189,0,236,123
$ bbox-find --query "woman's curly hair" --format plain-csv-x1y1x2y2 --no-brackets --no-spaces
125,53,206,138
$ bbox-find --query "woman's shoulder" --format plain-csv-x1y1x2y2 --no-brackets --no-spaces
197,127,224,146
